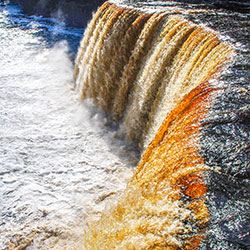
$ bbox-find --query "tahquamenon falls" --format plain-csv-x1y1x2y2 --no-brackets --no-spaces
1,0,249,249
73,1,249,250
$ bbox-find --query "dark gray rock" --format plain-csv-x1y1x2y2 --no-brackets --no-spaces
125,0,250,13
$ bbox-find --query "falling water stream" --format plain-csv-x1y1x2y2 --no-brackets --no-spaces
74,1,249,249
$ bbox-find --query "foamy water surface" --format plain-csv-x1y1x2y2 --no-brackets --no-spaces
0,3,138,249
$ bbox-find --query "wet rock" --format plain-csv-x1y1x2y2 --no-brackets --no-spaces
127,0,250,13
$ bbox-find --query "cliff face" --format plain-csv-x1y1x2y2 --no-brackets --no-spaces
9,0,106,27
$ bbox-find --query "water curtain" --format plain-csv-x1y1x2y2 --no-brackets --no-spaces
74,2,236,249
74,2,233,150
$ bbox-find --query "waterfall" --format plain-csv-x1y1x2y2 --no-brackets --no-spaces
74,2,233,151
74,1,250,250
1,0,248,249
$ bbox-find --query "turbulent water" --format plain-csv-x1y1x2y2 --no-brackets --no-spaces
0,3,138,249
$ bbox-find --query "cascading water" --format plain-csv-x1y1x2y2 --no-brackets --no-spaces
1,0,249,249
84,82,219,250
74,2,234,150
75,1,249,249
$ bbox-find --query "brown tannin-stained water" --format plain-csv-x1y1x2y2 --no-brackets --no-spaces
1,0,250,249
75,1,249,249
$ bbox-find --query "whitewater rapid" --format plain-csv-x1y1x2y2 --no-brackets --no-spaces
0,3,138,249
